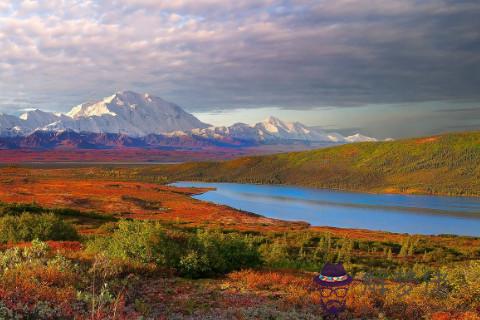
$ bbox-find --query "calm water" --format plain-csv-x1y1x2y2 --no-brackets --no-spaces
172,182,480,236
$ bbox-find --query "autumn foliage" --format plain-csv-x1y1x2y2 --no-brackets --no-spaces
0,165,479,318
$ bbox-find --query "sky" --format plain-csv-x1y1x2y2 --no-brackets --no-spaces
0,0,479,138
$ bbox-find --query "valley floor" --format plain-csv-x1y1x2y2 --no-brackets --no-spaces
0,166,479,319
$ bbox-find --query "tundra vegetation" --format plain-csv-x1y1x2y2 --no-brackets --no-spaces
0,199,479,319
0,134,479,319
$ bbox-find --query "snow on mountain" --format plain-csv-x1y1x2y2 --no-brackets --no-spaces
0,92,210,137
0,92,377,144
0,113,20,128
58,91,210,136
186,116,376,144
0,113,27,136
345,133,378,142
255,116,346,142
189,123,263,141
19,109,62,129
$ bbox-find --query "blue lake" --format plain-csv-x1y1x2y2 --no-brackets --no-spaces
171,182,480,236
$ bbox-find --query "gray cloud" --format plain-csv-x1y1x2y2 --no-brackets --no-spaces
0,0,479,137
436,107,480,113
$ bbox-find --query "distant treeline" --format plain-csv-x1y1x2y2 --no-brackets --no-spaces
96,131,480,197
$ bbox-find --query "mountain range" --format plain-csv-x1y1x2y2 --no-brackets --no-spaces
0,91,377,150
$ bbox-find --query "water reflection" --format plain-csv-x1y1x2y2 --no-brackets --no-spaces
172,182,480,236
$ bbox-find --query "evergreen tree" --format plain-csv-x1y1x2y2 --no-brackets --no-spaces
399,238,409,258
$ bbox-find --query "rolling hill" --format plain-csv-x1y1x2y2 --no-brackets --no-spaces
145,131,480,197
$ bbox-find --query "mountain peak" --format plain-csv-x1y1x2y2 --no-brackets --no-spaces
116,90,138,95
107,91,174,109
263,116,283,124
61,91,209,136
67,101,117,119
112,90,144,101
17,109,60,131
259,116,290,133
20,109,54,120
67,91,151,119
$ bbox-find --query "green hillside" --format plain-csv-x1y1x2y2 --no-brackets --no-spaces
143,131,480,196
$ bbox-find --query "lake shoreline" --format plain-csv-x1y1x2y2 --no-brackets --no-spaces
172,181,480,237
186,185,480,239
170,179,480,199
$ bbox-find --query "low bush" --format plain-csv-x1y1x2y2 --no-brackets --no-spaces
0,240,79,319
0,240,141,319
86,220,176,265
441,260,480,307
0,213,79,243
87,220,261,278
178,230,261,278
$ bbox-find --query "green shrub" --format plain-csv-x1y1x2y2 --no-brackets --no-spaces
86,220,185,268
86,220,167,264
259,239,292,268
178,230,261,278
0,213,79,243
442,261,480,306
178,250,211,278
0,239,77,272
87,221,261,278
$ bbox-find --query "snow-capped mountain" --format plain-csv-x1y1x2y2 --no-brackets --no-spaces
344,133,378,142
1,109,65,136
185,116,375,144
0,91,209,137
0,113,24,136
19,109,63,129
48,91,210,136
255,116,347,142
0,91,377,147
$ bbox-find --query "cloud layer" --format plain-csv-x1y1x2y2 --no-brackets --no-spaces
0,0,479,118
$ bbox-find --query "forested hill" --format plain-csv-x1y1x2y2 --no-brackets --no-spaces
149,131,480,197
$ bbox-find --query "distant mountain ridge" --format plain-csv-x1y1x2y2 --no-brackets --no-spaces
0,130,258,150
0,91,377,149
173,116,376,144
